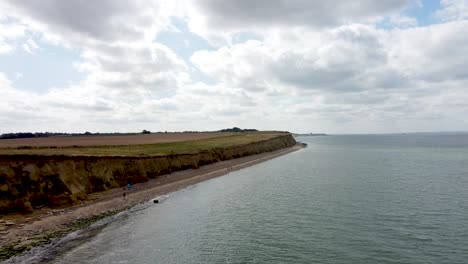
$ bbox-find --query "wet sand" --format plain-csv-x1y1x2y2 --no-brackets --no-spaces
0,144,304,255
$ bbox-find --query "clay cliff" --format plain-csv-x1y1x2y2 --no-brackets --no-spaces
0,134,296,214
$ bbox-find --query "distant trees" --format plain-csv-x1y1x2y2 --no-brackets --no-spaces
0,132,36,139
141,130,151,134
0,131,132,139
219,127,258,132
0,132,100,139
0,132,60,139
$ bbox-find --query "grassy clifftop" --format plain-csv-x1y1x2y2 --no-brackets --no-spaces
0,132,285,156
0,132,296,214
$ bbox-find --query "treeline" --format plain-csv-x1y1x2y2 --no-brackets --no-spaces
219,127,258,132
0,132,135,139
0,132,62,139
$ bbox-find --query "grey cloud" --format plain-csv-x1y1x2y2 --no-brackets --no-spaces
272,61,358,91
76,42,188,98
94,44,185,74
270,27,388,91
217,108,246,116
195,0,410,29
388,21,468,84
48,101,113,112
237,78,270,92
95,74,178,94
323,92,389,105
360,69,411,89
4,0,161,42
436,0,468,21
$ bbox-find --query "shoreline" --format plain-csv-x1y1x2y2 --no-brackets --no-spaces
0,143,305,260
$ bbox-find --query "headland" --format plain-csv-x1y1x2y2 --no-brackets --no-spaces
0,131,304,260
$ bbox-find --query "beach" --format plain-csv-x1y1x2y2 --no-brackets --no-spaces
0,143,304,259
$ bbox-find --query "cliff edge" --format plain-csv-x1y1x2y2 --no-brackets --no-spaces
0,133,296,214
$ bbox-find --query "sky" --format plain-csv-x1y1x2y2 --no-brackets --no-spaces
0,0,467,134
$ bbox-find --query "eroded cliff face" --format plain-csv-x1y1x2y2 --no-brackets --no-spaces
0,134,296,214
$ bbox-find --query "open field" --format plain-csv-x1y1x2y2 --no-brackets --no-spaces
0,132,286,156
0,132,238,148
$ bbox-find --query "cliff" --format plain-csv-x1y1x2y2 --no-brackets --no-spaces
0,134,296,214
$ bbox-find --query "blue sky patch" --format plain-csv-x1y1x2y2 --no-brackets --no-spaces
156,17,214,62
0,40,84,93
405,0,441,26
156,17,216,84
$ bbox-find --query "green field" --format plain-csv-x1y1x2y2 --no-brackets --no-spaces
0,133,284,156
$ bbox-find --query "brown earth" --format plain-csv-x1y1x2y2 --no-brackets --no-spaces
0,132,237,148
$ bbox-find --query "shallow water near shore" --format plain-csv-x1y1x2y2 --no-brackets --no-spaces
12,134,468,263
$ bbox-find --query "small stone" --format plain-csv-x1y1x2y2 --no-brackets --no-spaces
3,221,14,226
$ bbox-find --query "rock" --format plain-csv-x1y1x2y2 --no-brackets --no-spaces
3,221,14,226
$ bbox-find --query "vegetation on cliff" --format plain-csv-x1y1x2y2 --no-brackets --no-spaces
0,132,296,214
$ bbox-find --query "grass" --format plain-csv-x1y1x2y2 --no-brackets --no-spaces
0,132,284,156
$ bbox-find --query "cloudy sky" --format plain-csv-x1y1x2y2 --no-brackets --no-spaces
0,0,467,134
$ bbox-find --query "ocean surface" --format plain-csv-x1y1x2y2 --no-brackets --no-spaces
14,134,468,263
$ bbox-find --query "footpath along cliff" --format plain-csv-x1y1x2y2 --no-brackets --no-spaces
0,133,296,214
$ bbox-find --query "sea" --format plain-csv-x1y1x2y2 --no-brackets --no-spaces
8,133,468,264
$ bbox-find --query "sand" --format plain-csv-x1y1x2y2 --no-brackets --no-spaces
0,144,304,254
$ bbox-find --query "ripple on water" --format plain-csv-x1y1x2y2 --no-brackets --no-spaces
11,135,468,264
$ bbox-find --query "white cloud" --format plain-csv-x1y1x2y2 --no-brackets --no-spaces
0,1,197,132
387,21,468,82
436,0,468,21
76,42,190,96
0,43,13,54
1,1,468,133
388,14,418,27
22,38,40,54
0,22,25,39
192,24,390,92
0,22,26,54
0,73,40,129
0,72,12,89
190,18,468,132
14,72,23,80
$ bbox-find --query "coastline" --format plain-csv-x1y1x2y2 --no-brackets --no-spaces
0,143,305,260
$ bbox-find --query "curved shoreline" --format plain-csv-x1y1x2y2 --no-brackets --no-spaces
0,143,305,260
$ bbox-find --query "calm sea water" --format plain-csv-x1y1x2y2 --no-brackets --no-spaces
21,134,468,263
